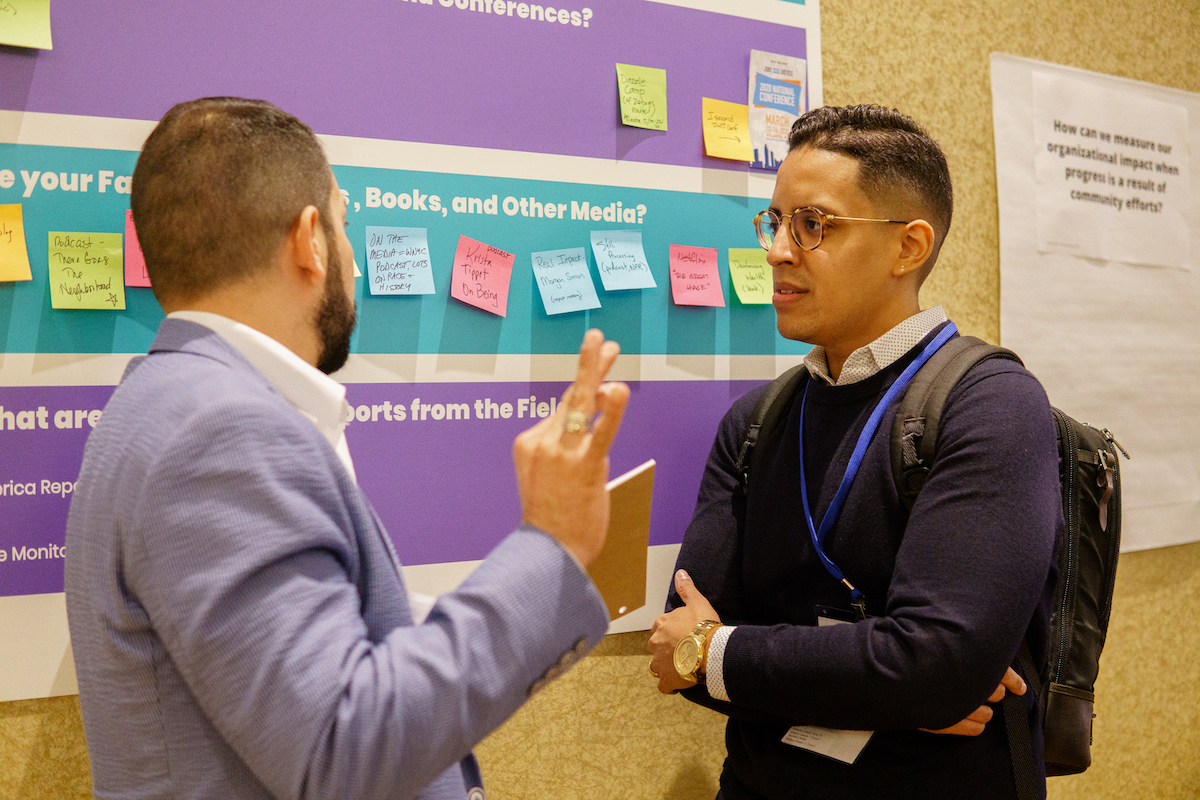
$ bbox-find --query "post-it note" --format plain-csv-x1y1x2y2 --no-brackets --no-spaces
0,204,33,282
366,226,435,295
668,245,724,307
48,232,125,310
728,248,773,304
532,247,601,315
124,210,151,287
702,98,754,162
450,235,514,316
0,0,53,50
590,230,656,291
616,63,668,132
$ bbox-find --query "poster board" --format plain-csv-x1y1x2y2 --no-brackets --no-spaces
0,0,821,701
991,52,1200,553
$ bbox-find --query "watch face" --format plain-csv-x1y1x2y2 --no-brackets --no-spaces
674,635,701,676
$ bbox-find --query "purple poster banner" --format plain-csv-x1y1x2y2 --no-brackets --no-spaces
0,1,807,171
0,379,761,598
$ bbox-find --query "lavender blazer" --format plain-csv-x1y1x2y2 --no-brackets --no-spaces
66,318,608,800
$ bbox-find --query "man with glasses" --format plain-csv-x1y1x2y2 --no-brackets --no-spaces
648,105,1061,799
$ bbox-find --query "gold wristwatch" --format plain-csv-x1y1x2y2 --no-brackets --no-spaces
673,620,723,683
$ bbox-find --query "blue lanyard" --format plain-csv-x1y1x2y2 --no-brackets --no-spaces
798,323,958,618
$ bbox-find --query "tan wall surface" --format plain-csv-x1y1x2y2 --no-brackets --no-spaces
3,0,1198,798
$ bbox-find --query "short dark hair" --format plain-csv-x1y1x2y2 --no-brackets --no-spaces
131,97,333,304
788,104,953,270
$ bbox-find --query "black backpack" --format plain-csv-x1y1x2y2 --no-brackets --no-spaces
733,335,1126,798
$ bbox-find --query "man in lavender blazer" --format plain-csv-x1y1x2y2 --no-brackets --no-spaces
65,97,629,800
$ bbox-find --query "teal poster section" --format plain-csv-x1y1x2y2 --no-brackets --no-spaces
0,142,807,358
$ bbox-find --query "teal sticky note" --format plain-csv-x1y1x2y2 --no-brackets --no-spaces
366,226,435,295
589,230,656,291
532,247,601,315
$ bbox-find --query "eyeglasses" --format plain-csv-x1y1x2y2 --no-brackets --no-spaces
753,207,910,251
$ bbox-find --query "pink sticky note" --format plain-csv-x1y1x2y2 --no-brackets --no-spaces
450,235,514,317
668,245,724,307
124,210,151,287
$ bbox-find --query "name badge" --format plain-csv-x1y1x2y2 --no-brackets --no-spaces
780,609,873,765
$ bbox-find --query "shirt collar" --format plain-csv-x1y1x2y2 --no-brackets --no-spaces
167,311,352,447
804,305,949,386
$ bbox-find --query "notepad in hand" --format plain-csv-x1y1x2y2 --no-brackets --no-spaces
587,459,655,621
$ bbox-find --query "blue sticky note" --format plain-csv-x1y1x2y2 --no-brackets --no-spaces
589,230,656,291
532,247,601,315
365,226,435,295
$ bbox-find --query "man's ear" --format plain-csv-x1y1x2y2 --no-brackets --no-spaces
286,204,327,288
893,219,935,277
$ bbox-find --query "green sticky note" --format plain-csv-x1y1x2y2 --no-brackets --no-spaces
616,63,667,132
48,232,126,310
0,0,53,50
728,248,773,304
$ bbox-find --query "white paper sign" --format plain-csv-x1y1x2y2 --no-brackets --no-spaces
994,53,1200,552
1033,71,1190,268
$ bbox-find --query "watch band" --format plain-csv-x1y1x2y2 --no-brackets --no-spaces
674,619,723,683
693,620,722,675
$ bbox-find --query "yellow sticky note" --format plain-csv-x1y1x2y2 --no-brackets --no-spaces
703,98,753,162
0,204,33,282
616,63,668,132
48,232,126,310
0,0,53,50
728,248,773,304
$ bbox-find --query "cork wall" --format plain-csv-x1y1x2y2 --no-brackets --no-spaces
2,0,1199,798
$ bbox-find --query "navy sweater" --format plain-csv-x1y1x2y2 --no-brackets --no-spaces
670,329,1062,800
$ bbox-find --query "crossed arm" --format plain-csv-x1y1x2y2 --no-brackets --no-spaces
646,367,1058,736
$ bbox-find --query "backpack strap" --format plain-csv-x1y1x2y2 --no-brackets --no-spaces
886,334,1040,799
889,335,1023,511
734,363,808,493
1004,640,1043,800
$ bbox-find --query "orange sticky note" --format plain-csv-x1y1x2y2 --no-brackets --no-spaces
668,245,724,307
0,204,33,282
124,210,151,287
450,235,514,317
702,98,754,162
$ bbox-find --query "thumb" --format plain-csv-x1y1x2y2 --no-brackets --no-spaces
674,569,701,604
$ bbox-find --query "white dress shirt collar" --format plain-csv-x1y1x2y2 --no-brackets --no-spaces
804,305,949,387
167,310,356,480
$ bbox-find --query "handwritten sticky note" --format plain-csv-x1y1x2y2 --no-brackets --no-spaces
728,248,773,304
590,230,655,291
123,210,151,287
450,235,514,317
702,98,754,162
0,204,33,282
366,226,435,295
669,245,724,307
48,232,125,310
532,247,601,315
616,63,668,132
0,0,53,49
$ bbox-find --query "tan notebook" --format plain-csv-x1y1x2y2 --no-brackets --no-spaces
587,459,655,621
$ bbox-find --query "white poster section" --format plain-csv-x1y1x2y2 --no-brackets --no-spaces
991,53,1200,552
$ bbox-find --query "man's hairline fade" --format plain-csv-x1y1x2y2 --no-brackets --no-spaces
786,104,954,276
130,97,334,307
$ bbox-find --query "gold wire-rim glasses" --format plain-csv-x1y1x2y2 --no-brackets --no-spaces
753,207,911,251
